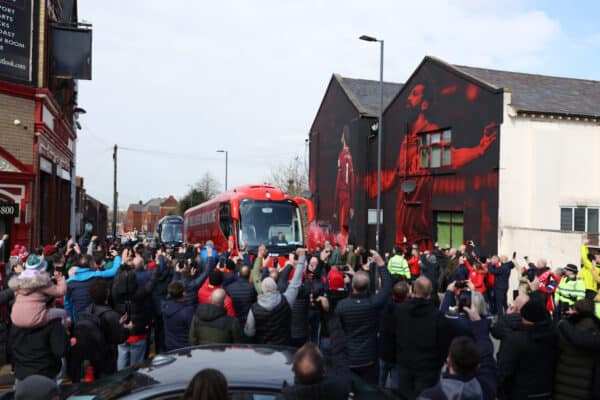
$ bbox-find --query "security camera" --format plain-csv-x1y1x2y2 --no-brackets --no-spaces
13,119,21,126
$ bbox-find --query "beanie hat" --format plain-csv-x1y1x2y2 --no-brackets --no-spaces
521,300,548,323
328,269,345,291
25,254,45,271
564,264,578,274
261,277,278,293
15,374,60,400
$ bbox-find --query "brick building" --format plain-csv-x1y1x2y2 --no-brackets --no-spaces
0,0,92,260
125,196,179,233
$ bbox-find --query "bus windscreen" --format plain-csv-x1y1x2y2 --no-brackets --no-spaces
238,200,303,249
161,222,183,243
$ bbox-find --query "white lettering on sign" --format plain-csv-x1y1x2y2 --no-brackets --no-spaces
0,205,18,217
188,209,216,227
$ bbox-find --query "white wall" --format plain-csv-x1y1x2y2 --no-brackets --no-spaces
497,91,600,287
498,93,600,230
498,226,584,295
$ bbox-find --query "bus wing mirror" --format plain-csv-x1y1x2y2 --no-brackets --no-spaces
294,198,315,222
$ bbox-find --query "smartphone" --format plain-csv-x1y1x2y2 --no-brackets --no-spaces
512,251,517,259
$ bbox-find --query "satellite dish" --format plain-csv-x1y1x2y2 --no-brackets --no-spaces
400,180,417,194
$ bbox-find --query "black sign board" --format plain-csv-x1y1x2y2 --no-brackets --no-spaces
51,26,92,80
0,203,19,218
0,0,33,82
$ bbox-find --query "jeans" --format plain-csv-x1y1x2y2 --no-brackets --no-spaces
117,339,147,371
319,337,332,365
378,359,399,390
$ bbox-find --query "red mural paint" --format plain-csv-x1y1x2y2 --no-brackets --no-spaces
441,85,457,95
466,83,479,101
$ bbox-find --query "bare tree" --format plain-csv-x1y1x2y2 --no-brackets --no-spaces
196,172,221,200
266,154,308,198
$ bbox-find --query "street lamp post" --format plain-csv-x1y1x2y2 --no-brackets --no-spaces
359,34,384,253
216,150,228,191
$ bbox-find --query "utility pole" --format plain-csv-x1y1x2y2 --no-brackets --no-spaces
112,144,118,238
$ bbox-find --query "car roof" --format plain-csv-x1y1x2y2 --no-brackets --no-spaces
147,345,295,388
68,345,296,399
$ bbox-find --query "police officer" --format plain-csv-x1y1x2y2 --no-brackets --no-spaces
555,264,586,317
387,246,410,283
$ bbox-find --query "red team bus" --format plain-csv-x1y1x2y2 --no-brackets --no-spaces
183,185,315,262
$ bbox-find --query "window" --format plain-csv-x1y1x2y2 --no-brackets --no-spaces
419,129,451,169
560,206,599,233
435,211,463,249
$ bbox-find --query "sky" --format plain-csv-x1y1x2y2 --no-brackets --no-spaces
75,0,600,209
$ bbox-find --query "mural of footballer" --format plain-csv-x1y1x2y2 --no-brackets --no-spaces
369,81,498,247
333,125,355,236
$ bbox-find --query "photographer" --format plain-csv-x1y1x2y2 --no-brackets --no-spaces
440,280,491,338
418,302,497,400
335,250,391,384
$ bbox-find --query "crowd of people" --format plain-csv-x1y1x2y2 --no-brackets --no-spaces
0,232,599,400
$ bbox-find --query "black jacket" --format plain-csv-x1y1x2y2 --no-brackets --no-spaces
395,297,451,372
226,279,257,326
378,298,403,362
490,312,522,340
497,320,556,400
281,314,351,400
112,267,156,335
172,267,210,307
162,299,195,351
151,255,173,315
556,317,600,400
335,265,391,367
189,303,241,345
10,319,67,380
90,304,131,345
290,283,310,340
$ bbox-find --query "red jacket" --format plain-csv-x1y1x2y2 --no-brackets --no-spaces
465,260,487,293
485,262,497,289
197,281,236,317
408,255,420,277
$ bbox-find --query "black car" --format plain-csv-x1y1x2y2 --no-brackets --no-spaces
60,344,396,400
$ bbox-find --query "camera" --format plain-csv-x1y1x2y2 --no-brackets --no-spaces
457,289,472,311
455,280,468,289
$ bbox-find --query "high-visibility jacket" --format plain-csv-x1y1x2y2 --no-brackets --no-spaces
555,277,586,306
579,245,600,292
596,302,600,319
387,255,410,279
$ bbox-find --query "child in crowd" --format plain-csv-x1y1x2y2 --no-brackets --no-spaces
8,254,67,328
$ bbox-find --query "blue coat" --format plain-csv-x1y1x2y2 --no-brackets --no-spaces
65,256,122,321
161,299,195,351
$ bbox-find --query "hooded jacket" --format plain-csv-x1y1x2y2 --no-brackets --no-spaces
9,271,66,328
335,264,392,368
10,319,67,380
244,256,306,342
189,303,241,345
65,255,122,320
553,316,599,400
418,319,496,400
395,297,451,372
497,319,556,400
281,314,351,400
226,278,257,327
162,299,195,351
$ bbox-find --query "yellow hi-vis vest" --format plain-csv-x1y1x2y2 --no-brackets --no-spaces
555,277,586,306
388,255,410,279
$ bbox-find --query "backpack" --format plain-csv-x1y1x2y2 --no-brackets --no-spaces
74,304,108,350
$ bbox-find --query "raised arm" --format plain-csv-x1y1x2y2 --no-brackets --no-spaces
371,251,392,307
283,251,306,306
